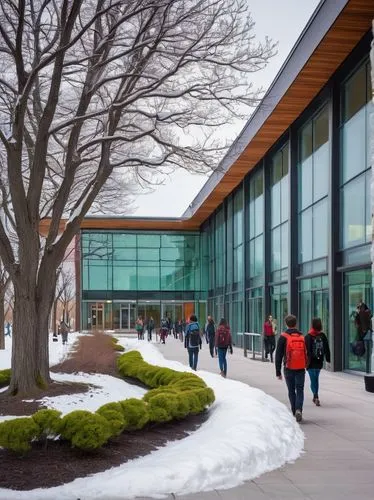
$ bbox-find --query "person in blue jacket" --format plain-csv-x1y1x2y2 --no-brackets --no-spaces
184,314,202,370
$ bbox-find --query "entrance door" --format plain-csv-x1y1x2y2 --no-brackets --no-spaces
120,306,129,330
91,303,104,330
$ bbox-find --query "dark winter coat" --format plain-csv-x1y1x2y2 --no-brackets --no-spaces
206,321,216,341
305,329,331,370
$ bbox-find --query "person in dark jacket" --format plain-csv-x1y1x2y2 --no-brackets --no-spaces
215,318,233,377
205,316,216,358
275,314,307,423
147,316,155,342
184,314,202,370
263,314,276,362
305,317,331,407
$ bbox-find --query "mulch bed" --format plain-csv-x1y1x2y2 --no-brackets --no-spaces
0,331,207,491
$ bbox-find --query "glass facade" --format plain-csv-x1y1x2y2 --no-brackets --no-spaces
341,60,372,250
298,105,329,267
81,231,206,330
79,35,373,374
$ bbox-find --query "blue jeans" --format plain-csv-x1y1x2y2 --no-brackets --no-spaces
284,368,305,414
188,347,199,370
307,368,320,398
217,347,228,375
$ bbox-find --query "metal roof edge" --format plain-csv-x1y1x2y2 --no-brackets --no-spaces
181,0,349,219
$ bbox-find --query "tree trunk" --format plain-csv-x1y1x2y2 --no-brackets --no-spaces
8,286,52,396
0,291,5,350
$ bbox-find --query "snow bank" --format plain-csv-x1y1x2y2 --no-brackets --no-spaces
0,337,304,499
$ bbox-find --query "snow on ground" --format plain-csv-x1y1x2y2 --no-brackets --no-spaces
0,333,146,422
0,336,304,500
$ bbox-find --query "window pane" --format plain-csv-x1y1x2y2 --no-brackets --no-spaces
138,265,160,290
314,106,329,150
301,122,313,161
254,196,264,236
300,208,313,262
313,199,328,259
344,63,367,122
281,222,289,269
271,183,280,228
113,233,136,247
342,174,366,248
300,157,313,210
138,248,159,261
113,266,137,290
272,151,282,185
313,142,329,202
366,169,371,242
88,264,109,290
280,176,289,223
282,143,289,176
254,235,263,276
113,248,136,260
342,107,366,183
271,226,281,271
137,235,160,248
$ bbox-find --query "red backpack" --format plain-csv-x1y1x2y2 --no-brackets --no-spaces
217,325,230,348
281,332,307,370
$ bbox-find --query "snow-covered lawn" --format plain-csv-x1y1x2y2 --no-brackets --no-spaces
0,335,304,500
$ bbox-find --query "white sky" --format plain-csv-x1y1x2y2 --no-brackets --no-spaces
132,0,321,218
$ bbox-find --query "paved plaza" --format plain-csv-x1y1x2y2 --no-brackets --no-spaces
140,338,374,500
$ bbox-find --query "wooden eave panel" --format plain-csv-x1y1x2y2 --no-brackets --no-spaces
189,0,373,227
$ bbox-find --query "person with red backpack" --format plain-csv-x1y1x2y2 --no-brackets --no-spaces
305,318,331,407
215,318,233,378
275,314,307,422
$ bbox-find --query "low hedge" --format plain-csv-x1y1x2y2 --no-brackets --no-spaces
0,347,215,454
0,368,11,388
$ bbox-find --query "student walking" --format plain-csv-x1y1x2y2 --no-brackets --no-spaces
184,314,202,370
159,318,169,344
205,316,216,358
215,318,233,377
275,314,307,423
263,314,276,362
305,318,331,406
136,316,144,340
147,316,155,342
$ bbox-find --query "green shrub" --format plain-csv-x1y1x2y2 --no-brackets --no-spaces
60,411,112,450
147,393,179,423
120,398,149,430
0,417,39,454
113,343,125,352
96,402,126,436
111,338,125,352
32,409,62,438
0,368,11,388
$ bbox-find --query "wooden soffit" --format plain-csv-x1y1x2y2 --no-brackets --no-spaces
185,0,373,227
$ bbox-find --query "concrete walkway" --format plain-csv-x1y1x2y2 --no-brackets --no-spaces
140,337,374,500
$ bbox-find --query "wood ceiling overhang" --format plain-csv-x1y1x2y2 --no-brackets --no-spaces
41,1,373,235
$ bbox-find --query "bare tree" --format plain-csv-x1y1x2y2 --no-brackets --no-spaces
0,262,11,350
0,0,275,395
52,266,75,334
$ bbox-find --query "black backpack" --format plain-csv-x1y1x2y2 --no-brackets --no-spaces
312,335,324,360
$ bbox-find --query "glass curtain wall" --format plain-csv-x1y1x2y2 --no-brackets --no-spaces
340,60,372,252
246,168,264,348
298,105,329,273
299,276,329,339
344,269,373,372
270,142,289,330
81,231,204,330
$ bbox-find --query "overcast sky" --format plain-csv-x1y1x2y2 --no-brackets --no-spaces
132,0,321,218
